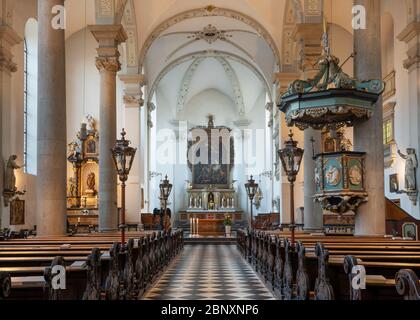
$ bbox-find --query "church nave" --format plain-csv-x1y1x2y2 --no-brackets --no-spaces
143,245,274,301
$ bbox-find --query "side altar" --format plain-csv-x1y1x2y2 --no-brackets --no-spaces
179,116,244,235
66,116,100,231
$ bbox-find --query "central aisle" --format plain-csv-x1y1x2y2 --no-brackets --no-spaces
143,244,275,300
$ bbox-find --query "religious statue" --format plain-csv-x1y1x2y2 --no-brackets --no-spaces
3,155,25,207
398,148,418,191
67,141,80,160
254,186,263,210
86,114,96,132
86,172,96,195
208,192,215,210
68,177,77,197
4,155,21,192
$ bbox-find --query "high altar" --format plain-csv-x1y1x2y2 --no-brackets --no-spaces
179,116,243,234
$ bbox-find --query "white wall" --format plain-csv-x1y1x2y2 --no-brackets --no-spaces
2,0,38,230
152,86,270,224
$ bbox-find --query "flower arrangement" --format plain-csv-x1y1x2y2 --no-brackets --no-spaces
223,215,233,226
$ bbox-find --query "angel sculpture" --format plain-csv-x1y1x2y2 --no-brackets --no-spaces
86,114,96,132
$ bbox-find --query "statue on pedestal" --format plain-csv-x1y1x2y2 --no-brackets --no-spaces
86,172,96,195
3,155,25,207
398,148,418,191
86,114,96,132
398,148,418,205
68,177,77,197
67,141,80,160
5,155,21,192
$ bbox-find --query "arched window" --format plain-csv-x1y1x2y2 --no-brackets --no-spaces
24,18,38,175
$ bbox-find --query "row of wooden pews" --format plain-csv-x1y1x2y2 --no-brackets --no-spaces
237,229,420,300
0,230,184,300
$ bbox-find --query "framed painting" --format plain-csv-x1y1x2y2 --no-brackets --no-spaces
389,174,399,193
188,116,234,189
10,199,25,225
402,222,418,240
193,163,230,188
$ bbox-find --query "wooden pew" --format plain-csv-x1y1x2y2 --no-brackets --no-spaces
0,229,184,300
237,229,420,301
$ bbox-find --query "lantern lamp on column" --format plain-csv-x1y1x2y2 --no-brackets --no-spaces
111,129,137,247
278,130,304,248
159,175,173,231
245,175,258,229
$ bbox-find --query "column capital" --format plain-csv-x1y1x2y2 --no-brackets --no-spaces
293,23,324,72
89,24,127,64
397,22,420,43
119,73,146,86
292,23,324,42
398,22,420,70
89,24,127,47
119,73,145,108
95,56,121,73
0,25,21,74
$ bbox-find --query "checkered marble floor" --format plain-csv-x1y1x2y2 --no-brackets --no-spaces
143,245,275,300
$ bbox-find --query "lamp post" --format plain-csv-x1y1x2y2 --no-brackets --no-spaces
111,129,137,247
245,176,258,229
159,175,173,232
278,130,304,248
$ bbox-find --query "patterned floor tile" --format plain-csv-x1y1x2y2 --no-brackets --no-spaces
142,244,275,300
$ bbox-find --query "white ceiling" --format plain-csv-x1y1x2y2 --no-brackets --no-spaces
145,15,276,119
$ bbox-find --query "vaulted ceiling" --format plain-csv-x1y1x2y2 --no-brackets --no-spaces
144,13,278,119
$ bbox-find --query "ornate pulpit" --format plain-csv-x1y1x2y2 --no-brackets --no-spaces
314,151,367,235
278,26,385,235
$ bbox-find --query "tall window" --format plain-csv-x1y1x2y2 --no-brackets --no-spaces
24,18,38,175
383,119,393,145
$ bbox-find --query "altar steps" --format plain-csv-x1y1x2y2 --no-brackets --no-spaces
184,233,237,245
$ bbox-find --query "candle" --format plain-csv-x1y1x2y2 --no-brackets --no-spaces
190,217,193,235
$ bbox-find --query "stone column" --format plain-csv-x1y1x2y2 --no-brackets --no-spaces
292,22,324,232
119,73,144,230
275,72,302,225
90,25,127,232
398,21,420,213
37,0,67,236
303,129,323,231
0,25,21,227
353,0,385,235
